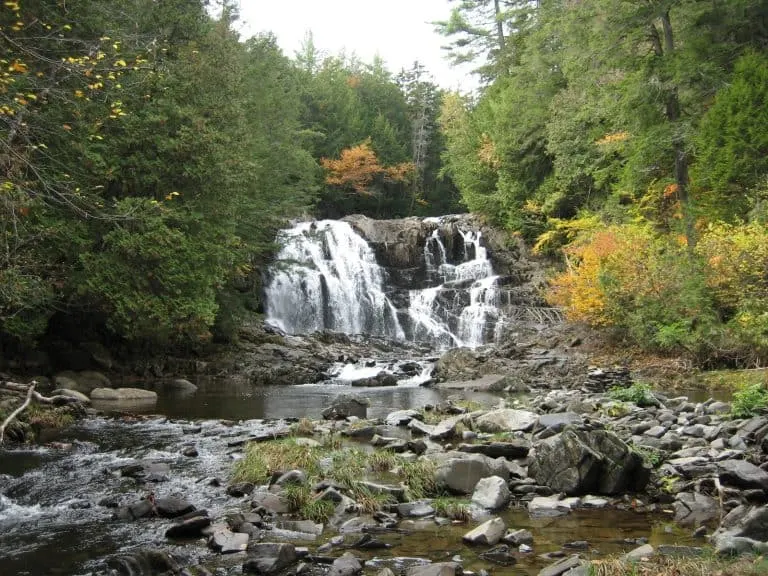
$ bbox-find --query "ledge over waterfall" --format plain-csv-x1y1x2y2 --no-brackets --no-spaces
265,214,553,350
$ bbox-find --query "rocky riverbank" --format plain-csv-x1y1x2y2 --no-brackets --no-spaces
36,363,761,576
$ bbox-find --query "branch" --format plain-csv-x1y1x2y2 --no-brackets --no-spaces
0,383,35,444
2,381,82,405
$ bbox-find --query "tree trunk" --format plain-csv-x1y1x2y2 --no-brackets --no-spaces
494,0,506,51
660,9,695,249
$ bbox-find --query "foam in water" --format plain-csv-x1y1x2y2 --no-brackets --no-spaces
266,221,405,339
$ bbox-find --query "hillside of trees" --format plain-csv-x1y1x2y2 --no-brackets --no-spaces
0,0,460,355
3,0,768,369
437,0,768,367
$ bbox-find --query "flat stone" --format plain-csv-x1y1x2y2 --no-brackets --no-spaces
210,528,249,553
405,563,459,576
155,497,195,518
91,387,157,401
673,492,719,526
244,543,297,574
458,440,530,459
275,520,323,536
475,409,538,433
165,515,211,538
503,529,533,546
537,555,582,576
622,544,655,561
538,412,583,432
462,517,506,545
528,496,574,517
718,459,768,490
385,410,421,426
397,501,435,518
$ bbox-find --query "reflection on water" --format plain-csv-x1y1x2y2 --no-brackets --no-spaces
149,378,501,421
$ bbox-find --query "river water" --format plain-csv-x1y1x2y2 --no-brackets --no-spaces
0,378,697,576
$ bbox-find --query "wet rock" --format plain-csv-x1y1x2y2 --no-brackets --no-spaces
210,527,249,553
405,563,459,576
52,388,91,404
228,482,256,497
673,492,719,526
471,476,511,510
74,370,112,392
503,529,533,546
409,419,436,436
480,544,517,565
537,555,583,576
430,416,464,440
329,553,363,576
166,379,198,393
580,495,609,509
475,409,538,433
322,395,369,420
458,440,530,459
718,459,768,490
115,500,153,521
463,517,506,545
397,501,435,518
529,427,648,495
165,514,211,538
182,425,202,434
711,504,768,555
106,549,181,575
244,543,297,574
91,387,158,401
351,372,397,387
276,520,324,536
181,446,198,458
156,497,196,518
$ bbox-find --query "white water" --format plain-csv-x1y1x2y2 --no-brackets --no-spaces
266,219,507,350
266,221,405,340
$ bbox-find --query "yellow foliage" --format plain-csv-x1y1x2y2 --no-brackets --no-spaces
321,140,413,195
477,133,500,169
595,131,629,146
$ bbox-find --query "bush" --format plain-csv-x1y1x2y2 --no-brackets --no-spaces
609,383,657,407
731,383,768,419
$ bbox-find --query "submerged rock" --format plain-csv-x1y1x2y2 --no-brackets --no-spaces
91,387,157,401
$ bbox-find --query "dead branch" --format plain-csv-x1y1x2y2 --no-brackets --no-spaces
0,382,35,444
2,381,82,406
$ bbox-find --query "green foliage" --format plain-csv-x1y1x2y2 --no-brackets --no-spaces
399,459,438,500
432,497,471,523
631,445,664,469
730,383,768,419
609,383,657,407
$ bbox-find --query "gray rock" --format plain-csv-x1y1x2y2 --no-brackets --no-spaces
528,496,576,517
673,492,719,526
329,553,363,576
475,409,538,433
52,388,90,404
529,427,649,495
405,563,459,576
386,410,421,426
622,544,655,561
210,528,249,553
322,395,369,420
537,555,583,576
275,520,323,536
251,492,290,514
580,495,609,509
538,412,583,433
463,517,506,545
228,482,256,497
358,481,406,502
107,549,180,576
244,543,297,574
155,497,195,518
471,476,511,510
430,416,464,440
397,501,435,518
458,440,530,459
433,452,509,494
274,470,307,486
503,529,533,546
165,514,211,538
91,387,157,401
74,370,111,392
167,378,198,393
718,459,768,490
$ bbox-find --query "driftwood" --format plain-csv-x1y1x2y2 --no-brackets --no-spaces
0,381,84,444
0,382,35,444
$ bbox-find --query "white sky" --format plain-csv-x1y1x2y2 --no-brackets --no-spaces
237,0,477,90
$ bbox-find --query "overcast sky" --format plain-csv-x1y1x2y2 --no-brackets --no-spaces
237,0,476,90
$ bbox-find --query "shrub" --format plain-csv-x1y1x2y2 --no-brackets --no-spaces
730,383,768,419
609,383,657,407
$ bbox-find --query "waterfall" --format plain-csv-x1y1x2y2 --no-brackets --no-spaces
265,221,405,339
265,218,507,349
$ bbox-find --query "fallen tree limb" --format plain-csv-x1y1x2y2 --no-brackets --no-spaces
0,382,35,444
2,381,82,406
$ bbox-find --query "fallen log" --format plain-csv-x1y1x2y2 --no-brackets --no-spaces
0,382,35,444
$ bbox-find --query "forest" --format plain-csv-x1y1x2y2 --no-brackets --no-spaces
2,0,768,368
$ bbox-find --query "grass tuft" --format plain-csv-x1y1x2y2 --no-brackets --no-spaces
432,497,471,522
290,418,316,437
609,383,657,407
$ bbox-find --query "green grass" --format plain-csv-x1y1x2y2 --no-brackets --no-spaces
432,497,471,523
232,438,324,483
586,554,768,576
632,445,664,468
399,459,438,500
289,417,316,437
609,383,657,407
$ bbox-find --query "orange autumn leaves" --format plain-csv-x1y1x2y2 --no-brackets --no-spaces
321,140,414,195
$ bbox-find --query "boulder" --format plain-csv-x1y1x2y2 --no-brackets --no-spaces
433,452,509,494
165,515,211,538
244,543,297,575
210,527,249,553
91,387,158,401
155,497,195,518
471,476,511,510
673,492,719,527
528,496,577,517
458,440,530,459
322,394,369,420
475,409,538,433
718,459,768,491
385,409,421,426
405,563,459,576
529,427,648,495
74,370,111,392
329,553,363,576
351,372,397,387
166,379,198,393
463,517,506,545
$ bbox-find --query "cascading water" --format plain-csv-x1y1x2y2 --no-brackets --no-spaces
265,221,405,339
266,217,508,350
